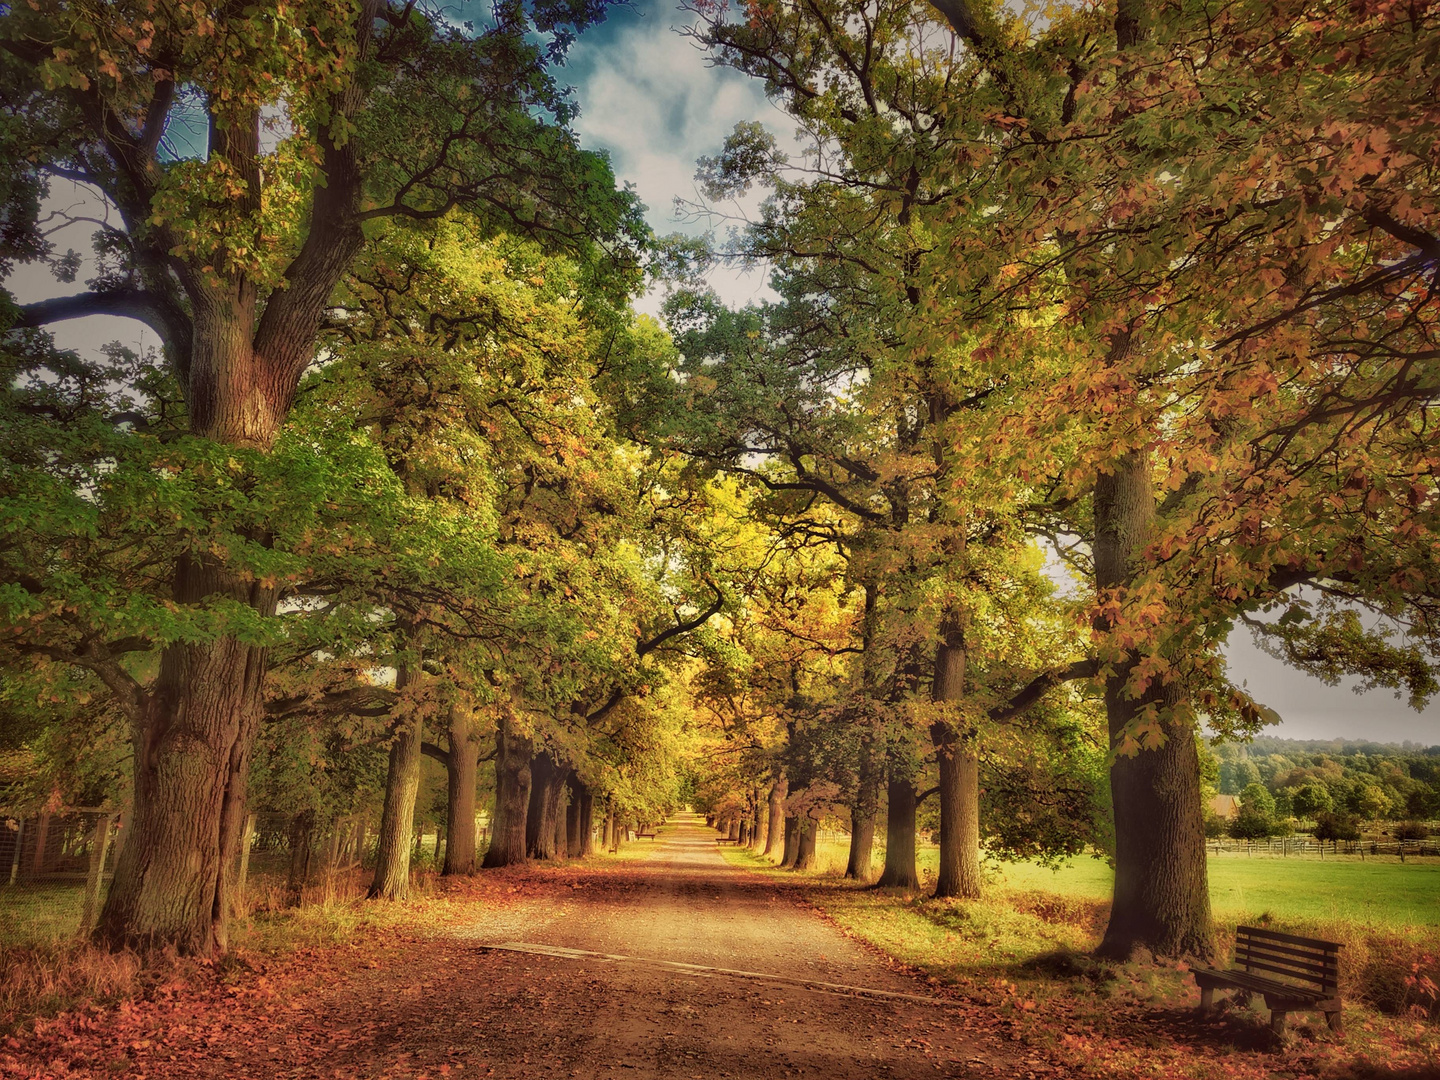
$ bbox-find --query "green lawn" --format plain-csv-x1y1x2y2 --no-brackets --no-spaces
998,854,1440,929
806,836,1440,930
0,883,89,947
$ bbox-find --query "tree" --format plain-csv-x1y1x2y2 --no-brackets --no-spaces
1,0,641,952
1290,783,1334,821
1313,812,1360,844
690,0,1440,957
1227,783,1279,840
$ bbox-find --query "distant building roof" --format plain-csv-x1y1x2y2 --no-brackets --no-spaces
1209,794,1240,819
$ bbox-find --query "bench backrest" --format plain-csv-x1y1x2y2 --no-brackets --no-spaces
1235,926,1341,996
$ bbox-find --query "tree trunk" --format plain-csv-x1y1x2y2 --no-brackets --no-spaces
750,788,765,851
525,752,558,859
577,786,595,857
781,815,800,867
565,778,583,858
482,712,532,868
1094,449,1213,958
727,815,740,842
232,812,255,918
81,813,117,935
285,810,316,907
932,615,982,899
794,817,817,869
846,739,881,881
527,754,569,860
96,554,278,953
763,779,786,858
368,659,425,901
442,703,479,876
876,772,920,889
931,727,981,899
554,792,568,859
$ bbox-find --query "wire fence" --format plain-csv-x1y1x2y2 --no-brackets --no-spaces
0,808,121,945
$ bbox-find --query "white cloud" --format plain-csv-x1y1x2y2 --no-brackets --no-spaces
568,4,789,312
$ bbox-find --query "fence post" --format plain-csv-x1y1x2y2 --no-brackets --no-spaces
80,812,117,935
7,818,25,885
234,812,257,917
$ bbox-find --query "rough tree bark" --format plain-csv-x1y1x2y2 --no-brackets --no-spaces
727,815,740,842
931,615,982,899
436,703,480,875
794,816,818,870
576,784,595,857
876,772,920,889
565,776,584,858
750,787,766,851
781,815,800,868
90,2,384,955
285,810,315,907
763,779,786,858
527,753,567,860
1095,449,1212,958
482,712,532,868
846,736,881,881
367,657,426,900
554,784,569,859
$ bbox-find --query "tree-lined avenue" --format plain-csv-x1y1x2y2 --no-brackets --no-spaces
12,816,1046,1079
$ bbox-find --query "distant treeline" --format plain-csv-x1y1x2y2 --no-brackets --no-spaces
1210,736,1440,823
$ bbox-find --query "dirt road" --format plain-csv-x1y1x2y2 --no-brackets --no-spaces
13,816,1046,1079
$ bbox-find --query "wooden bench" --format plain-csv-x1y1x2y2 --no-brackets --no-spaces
1193,926,1343,1034
635,829,657,839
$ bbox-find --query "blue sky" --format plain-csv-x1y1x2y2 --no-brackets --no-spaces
6,0,1437,745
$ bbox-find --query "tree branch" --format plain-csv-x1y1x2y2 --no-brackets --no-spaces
17,288,193,374
987,659,1101,724
637,584,726,657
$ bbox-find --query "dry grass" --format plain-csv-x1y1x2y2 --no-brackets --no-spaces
0,940,146,1032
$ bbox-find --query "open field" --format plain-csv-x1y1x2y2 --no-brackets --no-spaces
799,836,1440,930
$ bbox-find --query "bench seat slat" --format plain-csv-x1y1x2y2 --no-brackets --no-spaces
1236,956,1336,990
1236,950,1336,982
1237,963,1335,989
1237,926,1341,952
1236,938,1341,967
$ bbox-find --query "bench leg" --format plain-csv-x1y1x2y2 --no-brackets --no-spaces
1325,1011,1342,1033
1270,1010,1287,1035
1198,987,1214,1013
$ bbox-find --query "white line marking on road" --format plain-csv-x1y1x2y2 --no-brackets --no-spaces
479,941,961,1007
